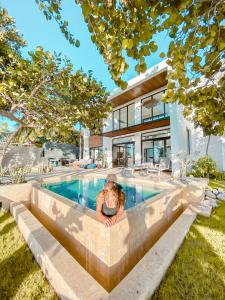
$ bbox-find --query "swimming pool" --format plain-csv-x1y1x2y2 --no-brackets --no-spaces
42,178,160,210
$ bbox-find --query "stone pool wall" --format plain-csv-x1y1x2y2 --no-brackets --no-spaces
0,182,32,210
30,179,186,291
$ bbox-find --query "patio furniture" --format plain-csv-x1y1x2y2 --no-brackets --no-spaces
122,164,147,176
84,163,97,169
146,158,171,179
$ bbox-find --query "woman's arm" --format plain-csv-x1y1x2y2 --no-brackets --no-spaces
96,191,106,222
96,191,112,226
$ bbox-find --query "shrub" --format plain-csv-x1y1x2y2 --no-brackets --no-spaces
190,156,217,178
8,165,31,184
214,171,225,181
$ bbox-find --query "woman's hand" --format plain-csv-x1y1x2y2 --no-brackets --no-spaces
104,216,117,227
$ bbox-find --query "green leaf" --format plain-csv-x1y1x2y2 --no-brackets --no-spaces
149,41,158,52
122,39,133,49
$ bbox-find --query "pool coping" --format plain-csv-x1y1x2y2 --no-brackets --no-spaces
10,200,197,300
35,172,183,226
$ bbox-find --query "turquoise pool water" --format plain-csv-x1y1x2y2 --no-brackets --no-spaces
42,178,160,211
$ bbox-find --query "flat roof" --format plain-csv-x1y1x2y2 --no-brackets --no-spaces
109,61,168,107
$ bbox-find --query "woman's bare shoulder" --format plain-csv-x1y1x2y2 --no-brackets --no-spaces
97,190,105,201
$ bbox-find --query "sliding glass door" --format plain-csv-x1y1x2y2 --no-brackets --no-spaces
112,142,135,167
142,138,171,164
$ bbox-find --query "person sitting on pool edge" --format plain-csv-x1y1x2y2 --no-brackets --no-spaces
96,179,125,227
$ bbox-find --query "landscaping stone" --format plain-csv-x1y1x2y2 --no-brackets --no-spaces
212,189,219,195
196,203,212,217
204,199,218,208
218,188,224,193
205,191,217,199
217,193,225,201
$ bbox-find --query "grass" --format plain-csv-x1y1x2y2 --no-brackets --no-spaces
0,211,58,300
208,180,225,190
152,200,225,300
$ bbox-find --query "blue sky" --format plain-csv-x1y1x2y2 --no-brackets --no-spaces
0,0,170,130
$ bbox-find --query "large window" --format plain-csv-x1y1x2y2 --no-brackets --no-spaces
89,147,103,163
113,103,135,130
113,110,120,130
120,106,127,129
142,129,171,165
142,90,169,123
128,104,135,127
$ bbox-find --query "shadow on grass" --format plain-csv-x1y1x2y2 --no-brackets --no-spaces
0,244,38,300
152,204,225,300
0,212,10,224
0,221,16,236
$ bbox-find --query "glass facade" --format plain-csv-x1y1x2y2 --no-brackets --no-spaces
89,147,103,163
112,136,135,167
113,103,135,130
111,90,169,132
142,129,171,164
142,90,169,123
113,110,120,130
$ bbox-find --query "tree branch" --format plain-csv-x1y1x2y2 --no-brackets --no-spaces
0,110,24,124
29,77,50,100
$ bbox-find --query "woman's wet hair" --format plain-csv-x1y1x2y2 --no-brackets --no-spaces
104,180,116,191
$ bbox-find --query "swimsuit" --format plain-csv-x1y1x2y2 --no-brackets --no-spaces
102,201,117,217
101,192,117,217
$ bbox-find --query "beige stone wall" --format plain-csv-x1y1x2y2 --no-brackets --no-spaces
0,182,33,210
30,182,185,291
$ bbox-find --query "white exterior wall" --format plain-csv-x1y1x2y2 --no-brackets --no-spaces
103,112,113,133
170,103,192,174
134,132,142,165
2,145,45,168
103,137,112,167
191,129,225,171
82,128,90,160
171,103,225,172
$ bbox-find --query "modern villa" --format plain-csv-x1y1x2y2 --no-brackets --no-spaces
82,61,225,173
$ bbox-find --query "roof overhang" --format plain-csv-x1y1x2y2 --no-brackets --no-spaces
109,68,168,108
102,118,170,138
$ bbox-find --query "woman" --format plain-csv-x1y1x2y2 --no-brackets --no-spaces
96,180,125,227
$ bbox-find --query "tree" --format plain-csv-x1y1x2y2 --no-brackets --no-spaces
36,0,225,135
0,7,110,160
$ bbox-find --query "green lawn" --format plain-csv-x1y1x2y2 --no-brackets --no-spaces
152,200,225,300
208,180,225,190
0,211,58,300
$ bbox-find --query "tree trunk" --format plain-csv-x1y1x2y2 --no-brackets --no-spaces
206,135,211,156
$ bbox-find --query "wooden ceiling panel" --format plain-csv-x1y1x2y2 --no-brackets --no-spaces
111,70,167,108
103,118,170,137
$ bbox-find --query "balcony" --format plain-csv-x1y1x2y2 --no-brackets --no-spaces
103,117,170,137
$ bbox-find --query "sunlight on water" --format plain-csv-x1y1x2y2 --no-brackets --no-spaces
43,178,160,211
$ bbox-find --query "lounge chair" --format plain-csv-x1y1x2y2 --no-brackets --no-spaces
122,164,147,176
146,158,171,179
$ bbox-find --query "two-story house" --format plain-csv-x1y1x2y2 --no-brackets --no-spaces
82,61,225,174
